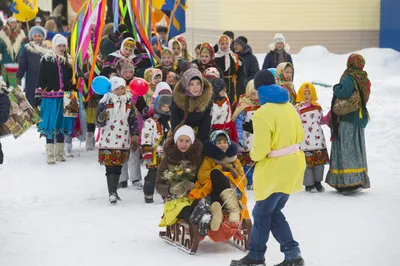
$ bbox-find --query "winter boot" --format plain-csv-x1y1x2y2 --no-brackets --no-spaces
189,196,211,224
55,143,66,162
314,182,325,193
64,143,73,158
305,185,317,193
45,144,56,165
210,202,223,231
132,180,144,189
220,188,241,223
274,257,305,266
106,173,120,204
85,132,95,151
118,181,128,188
109,193,118,204
230,254,266,266
144,195,154,203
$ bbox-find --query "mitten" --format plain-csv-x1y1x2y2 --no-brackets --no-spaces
97,111,108,123
182,180,196,191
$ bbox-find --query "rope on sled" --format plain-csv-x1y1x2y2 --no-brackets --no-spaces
215,161,256,217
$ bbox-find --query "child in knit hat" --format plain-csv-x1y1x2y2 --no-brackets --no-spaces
295,82,329,193
96,76,139,204
210,78,238,144
143,68,163,106
141,91,172,203
156,125,203,225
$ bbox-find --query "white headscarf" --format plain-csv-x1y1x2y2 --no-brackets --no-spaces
109,37,136,60
214,35,240,72
100,77,130,120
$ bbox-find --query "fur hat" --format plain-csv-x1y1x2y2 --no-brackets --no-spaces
110,76,126,91
29,26,46,40
269,33,290,52
182,68,204,97
174,125,195,144
52,34,68,49
254,69,276,90
155,94,172,115
35,17,42,23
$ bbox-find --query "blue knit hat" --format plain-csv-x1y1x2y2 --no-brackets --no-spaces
210,130,231,146
29,26,46,40
151,36,159,46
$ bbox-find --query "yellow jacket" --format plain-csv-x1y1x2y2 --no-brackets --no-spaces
251,84,306,201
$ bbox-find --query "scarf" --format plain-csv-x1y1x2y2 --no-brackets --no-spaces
100,92,130,121
232,80,259,121
340,53,371,103
296,82,320,107
276,49,285,65
214,35,239,72
276,62,296,105
3,25,22,44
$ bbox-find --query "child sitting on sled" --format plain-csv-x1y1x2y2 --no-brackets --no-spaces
190,130,250,232
156,125,203,226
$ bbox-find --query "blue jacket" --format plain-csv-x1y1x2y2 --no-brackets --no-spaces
0,91,11,164
262,50,293,70
17,43,49,106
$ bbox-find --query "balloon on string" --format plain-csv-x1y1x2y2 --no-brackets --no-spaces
10,0,38,22
267,68,276,77
92,76,112,95
129,78,149,96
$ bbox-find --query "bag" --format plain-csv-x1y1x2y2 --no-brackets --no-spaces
63,91,79,118
333,79,361,116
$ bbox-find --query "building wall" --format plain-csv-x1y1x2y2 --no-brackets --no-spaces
184,0,381,54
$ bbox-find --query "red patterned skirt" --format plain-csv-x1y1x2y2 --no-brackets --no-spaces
98,149,130,166
304,149,329,167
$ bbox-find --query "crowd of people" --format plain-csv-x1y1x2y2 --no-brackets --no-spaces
0,14,371,266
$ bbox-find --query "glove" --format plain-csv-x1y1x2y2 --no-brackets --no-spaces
97,110,108,123
169,183,186,196
242,121,254,134
35,96,42,107
182,180,196,191
222,164,239,179
130,135,139,152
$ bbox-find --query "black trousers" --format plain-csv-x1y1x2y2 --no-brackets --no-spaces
106,166,122,195
210,169,231,204
143,168,158,197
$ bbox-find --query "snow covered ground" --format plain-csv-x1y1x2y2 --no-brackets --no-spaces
1,46,399,266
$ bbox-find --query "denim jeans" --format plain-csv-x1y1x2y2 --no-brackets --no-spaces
249,193,301,261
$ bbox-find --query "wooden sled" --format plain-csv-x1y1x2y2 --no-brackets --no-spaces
159,218,252,255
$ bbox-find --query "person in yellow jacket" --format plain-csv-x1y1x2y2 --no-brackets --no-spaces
230,69,306,266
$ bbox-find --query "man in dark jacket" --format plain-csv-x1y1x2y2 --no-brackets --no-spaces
0,84,11,164
234,36,260,82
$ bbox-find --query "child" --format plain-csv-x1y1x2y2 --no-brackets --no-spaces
194,43,201,60
214,35,246,104
165,70,177,89
276,62,296,105
191,130,249,232
36,34,75,165
192,43,222,76
156,125,203,225
177,36,194,61
101,37,136,78
168,38,183,64
141,92,172,203
210,78,238,143
204,67,221,80
143,68,163,106
232,80,260,190
96,77,139,204
295,82,329,193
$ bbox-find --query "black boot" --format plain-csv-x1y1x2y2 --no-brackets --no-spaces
314,182,325,193
274,257,305,266
230,254,266,266
144,195,154,203
118,181,128,188
305,185,317,193
106,173,121,203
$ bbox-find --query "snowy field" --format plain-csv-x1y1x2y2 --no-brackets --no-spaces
1,46,400,266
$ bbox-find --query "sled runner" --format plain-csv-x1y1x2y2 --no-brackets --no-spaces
159,218,252,255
